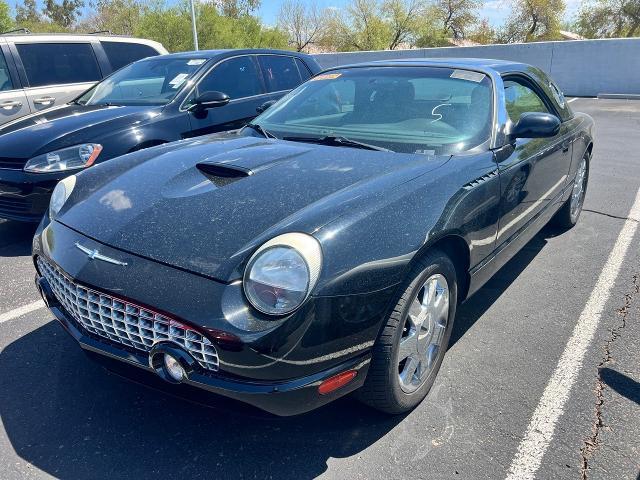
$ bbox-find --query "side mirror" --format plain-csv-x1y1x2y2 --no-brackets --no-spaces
188,91,230,113
509,112,560,141
256,100,277,114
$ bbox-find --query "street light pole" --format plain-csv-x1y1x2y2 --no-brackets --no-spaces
189,0,199,51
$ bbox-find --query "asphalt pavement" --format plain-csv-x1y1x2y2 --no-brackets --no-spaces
0,98,638,480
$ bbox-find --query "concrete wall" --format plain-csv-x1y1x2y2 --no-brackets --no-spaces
312,38,640,97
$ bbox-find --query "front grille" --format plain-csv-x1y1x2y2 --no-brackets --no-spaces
0,157,27,169
37,257,219,372
0,196,31,214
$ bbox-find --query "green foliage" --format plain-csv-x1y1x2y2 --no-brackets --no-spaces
0,0,13,32
43,0,84,27
436,0,481,39
575,0,640,38
499,0,566,42
134,2,288,52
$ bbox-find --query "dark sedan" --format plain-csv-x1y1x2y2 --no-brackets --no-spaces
0,49,321,221
33,59,593,416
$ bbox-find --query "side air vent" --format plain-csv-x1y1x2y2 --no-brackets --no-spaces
462,169,499,190
196,162,253,187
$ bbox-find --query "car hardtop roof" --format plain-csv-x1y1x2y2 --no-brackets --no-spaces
160,48,315,60
327,57,529,74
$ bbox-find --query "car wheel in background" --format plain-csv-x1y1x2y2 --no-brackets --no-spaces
357,249,458,414
554,150,590,229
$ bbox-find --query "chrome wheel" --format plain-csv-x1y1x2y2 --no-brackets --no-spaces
398,274,449,393
570,156,588,221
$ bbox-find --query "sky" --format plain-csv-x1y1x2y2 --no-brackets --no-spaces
257,0,583,28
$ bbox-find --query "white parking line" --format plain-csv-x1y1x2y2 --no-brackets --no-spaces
0,300,45,324
506,186,640,480
567,97,578,103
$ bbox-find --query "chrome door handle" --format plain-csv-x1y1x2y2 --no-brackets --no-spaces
34,96,55,106
0,100,22,110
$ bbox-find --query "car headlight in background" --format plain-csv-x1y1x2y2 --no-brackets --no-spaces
243,233,322,315
49,175,77,219
24,144,103,173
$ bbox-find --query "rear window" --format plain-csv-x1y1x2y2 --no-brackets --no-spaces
17,43,101,87
258,55,302,92
102,41,160,71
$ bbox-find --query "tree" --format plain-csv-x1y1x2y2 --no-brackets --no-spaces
435,0,480,39
468,18,497,43
15,0,40,23
277,0,327,52
499,0,565,42
382,0,425,49
80,0,144,35
576,0,640,38
213,0,260,18
0,0,13,32
43,0,84,27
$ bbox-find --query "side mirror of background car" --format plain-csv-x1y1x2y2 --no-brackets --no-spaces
509,112,561,141
188,91,230,113
256,100,277,114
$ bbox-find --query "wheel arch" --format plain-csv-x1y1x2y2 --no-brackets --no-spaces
407,233,471,304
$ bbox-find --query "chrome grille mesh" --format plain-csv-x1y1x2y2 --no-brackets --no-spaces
37,257,219,372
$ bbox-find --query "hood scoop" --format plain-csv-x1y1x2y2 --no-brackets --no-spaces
196,162,253,187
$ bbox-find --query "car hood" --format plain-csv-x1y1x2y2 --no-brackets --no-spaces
58,134,449,281
0,103,161,159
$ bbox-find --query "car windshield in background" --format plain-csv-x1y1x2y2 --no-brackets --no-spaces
76,57,208,107
256,66,494,155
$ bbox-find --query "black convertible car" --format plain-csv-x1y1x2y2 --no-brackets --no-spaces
33,59,593,416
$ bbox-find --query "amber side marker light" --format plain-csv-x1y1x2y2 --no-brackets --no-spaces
318,370,357,395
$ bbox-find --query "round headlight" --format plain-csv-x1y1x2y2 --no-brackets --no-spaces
49,175,77,219
244,233,322,315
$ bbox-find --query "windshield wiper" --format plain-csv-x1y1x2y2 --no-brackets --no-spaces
282,135,391,152
245,123,277,139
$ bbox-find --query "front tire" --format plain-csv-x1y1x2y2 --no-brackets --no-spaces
357,250,457,414
554,151,590,229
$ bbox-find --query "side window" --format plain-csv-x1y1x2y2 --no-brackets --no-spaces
196,56,263,100
258,55,302,92
549,82,566,109
102,41,160,71
0,50,14,91
16,43,101,87
503,79,550,121
295,58,312,82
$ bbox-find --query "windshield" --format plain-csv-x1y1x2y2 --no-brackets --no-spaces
76,57,208,106
255,66,494,154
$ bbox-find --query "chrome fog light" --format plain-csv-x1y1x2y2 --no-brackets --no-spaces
163,354,185,382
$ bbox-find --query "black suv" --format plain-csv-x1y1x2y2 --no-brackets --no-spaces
0,49,321,221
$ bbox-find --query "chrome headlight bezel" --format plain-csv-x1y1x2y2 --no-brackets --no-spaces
49,174,77,220
243,233,323,316
24,143,103,173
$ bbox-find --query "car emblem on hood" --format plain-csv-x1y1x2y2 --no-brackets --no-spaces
75,242,128,266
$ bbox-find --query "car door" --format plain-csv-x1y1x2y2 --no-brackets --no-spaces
0,42,31,125
495,76,572,245
185,55,268,137
11,41,103,111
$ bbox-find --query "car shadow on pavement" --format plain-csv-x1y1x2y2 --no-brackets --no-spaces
0,220,38,257
451,224,556,347
600,368,640,405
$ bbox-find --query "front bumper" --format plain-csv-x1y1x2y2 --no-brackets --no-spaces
37,275,370,416
0,168,64,221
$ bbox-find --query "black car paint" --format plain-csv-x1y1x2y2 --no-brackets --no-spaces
32,59,594,415
0,49,321,221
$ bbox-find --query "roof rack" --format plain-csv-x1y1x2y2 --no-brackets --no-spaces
1,28,31,35
89,30,113,35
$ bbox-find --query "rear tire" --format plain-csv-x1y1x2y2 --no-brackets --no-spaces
554,151,590,229
357,249,457,414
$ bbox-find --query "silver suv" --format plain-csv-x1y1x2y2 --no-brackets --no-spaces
0,32,167,125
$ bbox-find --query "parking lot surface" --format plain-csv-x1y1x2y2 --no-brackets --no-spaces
0,98,638,480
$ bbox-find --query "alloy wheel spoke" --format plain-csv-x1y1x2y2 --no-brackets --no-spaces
399,355,420,387
398,332,418,361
